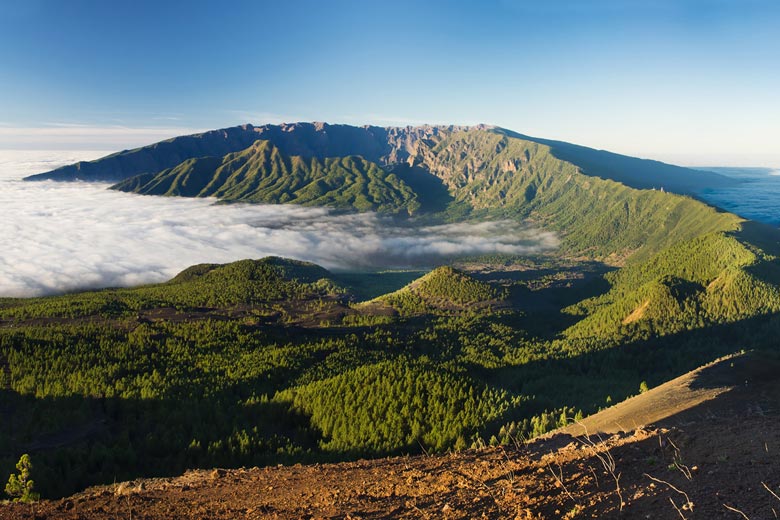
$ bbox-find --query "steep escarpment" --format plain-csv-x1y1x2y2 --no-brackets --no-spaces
406,130,741,261
24,125,266,182
26,122,742,263
24,122,461,183
111,140,421,215
26,122,733,197
98,124,740,262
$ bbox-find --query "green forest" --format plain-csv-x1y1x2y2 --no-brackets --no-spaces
3,223,780,498
6,126,780,499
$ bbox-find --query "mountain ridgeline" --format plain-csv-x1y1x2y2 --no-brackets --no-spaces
9,122,780,500
26,122,735,196
28,122,740,262
112,140,421,215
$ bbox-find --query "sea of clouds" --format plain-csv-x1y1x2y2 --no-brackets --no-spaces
696,166,780,228
0,150,559,297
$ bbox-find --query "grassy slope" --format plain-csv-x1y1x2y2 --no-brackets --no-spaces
111,140,421,215
426,130,741,262
369,266,506,316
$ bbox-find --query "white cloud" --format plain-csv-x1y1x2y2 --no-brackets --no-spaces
0,150,558,297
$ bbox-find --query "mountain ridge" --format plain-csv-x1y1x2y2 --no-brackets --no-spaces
110,139,422,215
79,123,743,265
25,122,735,196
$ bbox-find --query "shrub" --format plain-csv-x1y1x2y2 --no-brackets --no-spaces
5,454,40,503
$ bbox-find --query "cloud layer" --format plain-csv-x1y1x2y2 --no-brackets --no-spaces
0,150,558,297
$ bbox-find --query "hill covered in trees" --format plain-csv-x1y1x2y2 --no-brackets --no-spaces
6,122,780,502
3,218,780,498
368,266,507,316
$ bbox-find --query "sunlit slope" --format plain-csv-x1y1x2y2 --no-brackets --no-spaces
275,357,517,453
367,266,506,316
107,125,743,262
111,140,421,215
557,352,776,436
562,227,780,349
423,130,741,261
0,257,344,319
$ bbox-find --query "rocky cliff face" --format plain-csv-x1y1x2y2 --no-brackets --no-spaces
24,122,470,182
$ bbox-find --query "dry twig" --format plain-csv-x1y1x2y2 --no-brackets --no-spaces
723,503,750,519
643,473,694,515
763,481,780,503
575,420,623,511
547,461,578,505
668,496,688,520
667,437,692,480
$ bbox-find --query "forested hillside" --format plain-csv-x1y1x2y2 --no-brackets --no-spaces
370,266,506,316
562,230,780,348
3,219,780,498
7,123,780,501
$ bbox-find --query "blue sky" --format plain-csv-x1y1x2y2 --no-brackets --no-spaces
0,0,778,165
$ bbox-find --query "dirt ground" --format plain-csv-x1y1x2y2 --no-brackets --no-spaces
3,352,780,519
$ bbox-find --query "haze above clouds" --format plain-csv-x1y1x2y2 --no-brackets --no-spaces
0,150,558,297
